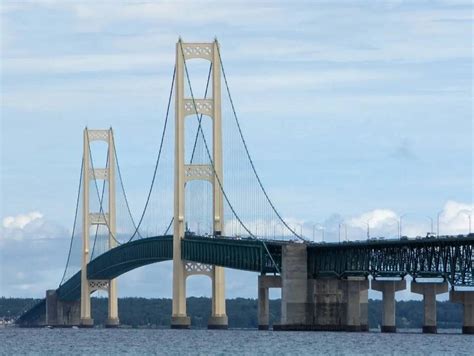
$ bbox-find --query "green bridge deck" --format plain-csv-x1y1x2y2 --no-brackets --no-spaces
16,234,473,325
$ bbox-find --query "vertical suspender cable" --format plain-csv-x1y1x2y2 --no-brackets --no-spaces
216,45,306,242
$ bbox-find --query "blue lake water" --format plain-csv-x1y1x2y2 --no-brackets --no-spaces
1,328,473,355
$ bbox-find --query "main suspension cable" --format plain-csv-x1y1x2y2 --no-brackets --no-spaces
112,135,142,240
124,66,176,241
59,156,84,286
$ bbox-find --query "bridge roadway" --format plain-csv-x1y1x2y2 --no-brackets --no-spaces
16,234,474,326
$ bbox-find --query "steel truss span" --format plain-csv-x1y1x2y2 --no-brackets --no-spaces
308,234,474,287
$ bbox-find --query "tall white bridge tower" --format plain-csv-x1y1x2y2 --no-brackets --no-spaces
172,39,227,329
80,128,119,327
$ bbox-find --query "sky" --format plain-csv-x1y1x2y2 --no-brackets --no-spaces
0,0,473,302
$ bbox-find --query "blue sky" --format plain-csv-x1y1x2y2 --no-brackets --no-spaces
1,1,472,300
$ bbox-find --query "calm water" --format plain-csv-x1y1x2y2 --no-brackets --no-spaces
1,328,473,355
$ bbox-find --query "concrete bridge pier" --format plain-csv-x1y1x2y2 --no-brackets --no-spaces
371,279,406,332
360,286,369,332
257,275,282,330
46,290,80,327
411,280,448,333
279,244,370,331
280,244,309,329
450,290,474,334
345,277,369,332
310,278,368,331
312,278,345,330
258,281,269,330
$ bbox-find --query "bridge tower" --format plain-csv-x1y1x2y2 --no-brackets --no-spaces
172,39,228,329
80,128,119,327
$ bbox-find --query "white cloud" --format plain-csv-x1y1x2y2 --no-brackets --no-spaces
270,200,473,242
437,200,473,235
349,209,399,230
1,211,67,243
343,200,473,239
1,212,70,297
2,211,43,229
218,200,472,242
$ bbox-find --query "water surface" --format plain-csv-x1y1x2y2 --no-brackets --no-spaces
1,328,473,355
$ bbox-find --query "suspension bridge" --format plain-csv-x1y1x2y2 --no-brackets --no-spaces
16,40,474,334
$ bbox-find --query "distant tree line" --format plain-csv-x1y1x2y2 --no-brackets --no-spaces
0,297,462,329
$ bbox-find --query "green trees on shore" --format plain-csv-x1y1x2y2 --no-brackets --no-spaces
1,297,462,329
